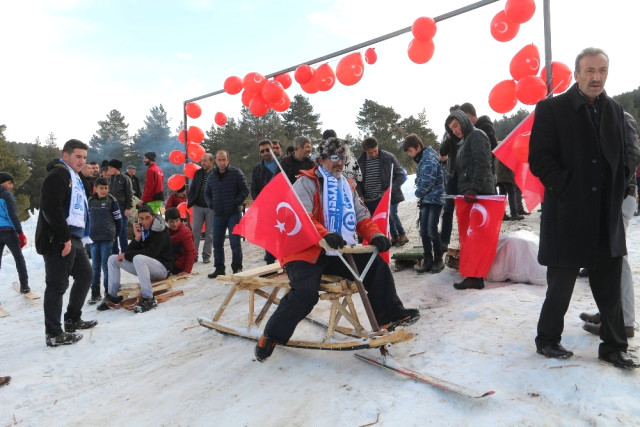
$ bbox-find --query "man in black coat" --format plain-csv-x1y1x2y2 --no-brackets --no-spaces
529,47,638,369
251,140,278,264
187,153,215,264
205,150,249,277
35,139,97,347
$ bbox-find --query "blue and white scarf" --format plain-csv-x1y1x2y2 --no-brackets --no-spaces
61,160,91,244
319,166,356,255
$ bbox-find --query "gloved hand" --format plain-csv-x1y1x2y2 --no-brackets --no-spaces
463,190,477,204
323,232,346,250
371,235,392,252
18,233,27,249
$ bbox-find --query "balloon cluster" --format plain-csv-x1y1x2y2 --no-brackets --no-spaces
488,43,573,114
223,72,292,117
407,17,437,64
490,0,535,42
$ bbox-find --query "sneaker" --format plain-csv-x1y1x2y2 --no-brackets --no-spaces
46,331,83,347
583,322,634,338
390,236,398,246
208,268,226,279
453,277,485,290
97,294,124,311
232,264,243,274
0,376,10,388
255,334,277,362
88,289,102,305
202,258,211,264
134,297,158,313
20,283,31,294
579,312,601,324
64,318,98,333
430,258,445,273
380,307,421,329
395,234,409,247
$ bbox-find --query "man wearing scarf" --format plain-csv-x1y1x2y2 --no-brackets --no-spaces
255,138,419,362
35,139,97,347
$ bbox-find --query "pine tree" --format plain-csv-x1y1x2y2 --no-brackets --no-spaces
88,109,130,163
19,133,60,211
0,125,31,219
282,95,322,143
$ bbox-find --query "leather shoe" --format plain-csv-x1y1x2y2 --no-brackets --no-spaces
582,322,634,338
453,277,485,290
579,312,601,324
599,351,640,369
536,343,574,359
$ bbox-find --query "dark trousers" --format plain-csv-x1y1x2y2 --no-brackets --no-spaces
112,210,129,254
497,182,518,216
536,254,627,356
212,213,242,269
43,238,93,336
264,253,404,343
364,199,381,218
440,177,456,245
0,230,28,286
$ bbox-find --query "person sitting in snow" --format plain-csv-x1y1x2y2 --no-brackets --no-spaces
254,137,420,362
98,205,173,313
164,207,195,276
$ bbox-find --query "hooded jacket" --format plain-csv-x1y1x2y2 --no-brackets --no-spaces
413,146,445,205
169,222,196,274
0,185,22,233
124,214,173,271
445,110,495,195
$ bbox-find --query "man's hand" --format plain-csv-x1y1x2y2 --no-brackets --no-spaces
133,222,142,240
117,253,125,262
61,240,71,257
463,190,478,204
323,232,346,250
136,200,143,208
370,235,392,252
124,209,131,218
18,233,27,249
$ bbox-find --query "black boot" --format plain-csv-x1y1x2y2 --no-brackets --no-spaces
416,254,433,273
20,283,31,294
208,267,226,279
453,277,485,290
232,264,243,274
430,256,445,273
255,334,277,362
88,288,102,305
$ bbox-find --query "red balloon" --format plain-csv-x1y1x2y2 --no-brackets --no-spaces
412,16,437,41
490,10,520,42
364,48,377,65
510,44,540,81
177,129,186,144
177,201,188,219
214,112,227,126
167,174,186,191
169,149,186,165
224,76,243,95
271,92,291,112
183,162,201,179
407,38,435,64
261,80,285,104
243,72,266,94
187,143,205,162
249,93,270,117
540,61,572,94
512,132,531,163
187,126,204,144
488,80,517,114
185,102,201,119
505,0,536,24
516,76,548,105
274,73,292,89
294,64,313,84
314,63,335,92
336,52,365,86
300,77,319,94
241,89,256,107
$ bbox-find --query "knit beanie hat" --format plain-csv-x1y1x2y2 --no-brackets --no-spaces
108,159,123,170
144,152,157,162
0,172,15,185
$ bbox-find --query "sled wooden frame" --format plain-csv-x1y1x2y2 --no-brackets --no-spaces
116,274,192,299
201,244,413,350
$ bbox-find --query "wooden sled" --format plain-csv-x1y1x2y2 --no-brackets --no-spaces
391,246,424,271
199,247,413,351
118,289,185,311
116,274,192,299
445,247,460,270
13,283,41,300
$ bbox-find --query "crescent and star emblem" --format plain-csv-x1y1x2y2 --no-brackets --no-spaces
371,212,387,222
275,202,302,236
467,204,488,236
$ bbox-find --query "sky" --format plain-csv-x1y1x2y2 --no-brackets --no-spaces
1,0,639,148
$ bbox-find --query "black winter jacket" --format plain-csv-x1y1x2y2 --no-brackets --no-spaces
187,167,212,208
356,150,405,205
251,161,275,200
88,194,122,241
205,166,249,217
124,215,173,271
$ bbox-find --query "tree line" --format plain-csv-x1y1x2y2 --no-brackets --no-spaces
2,87,638,221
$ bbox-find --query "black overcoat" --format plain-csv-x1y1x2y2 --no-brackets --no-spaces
529,83,628,267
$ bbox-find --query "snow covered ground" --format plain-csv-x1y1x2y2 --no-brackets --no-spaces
1,178,639,426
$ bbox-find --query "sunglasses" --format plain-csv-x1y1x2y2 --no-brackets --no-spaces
259,148,271,154
328,154,346,162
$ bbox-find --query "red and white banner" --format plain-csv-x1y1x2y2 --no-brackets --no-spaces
233,173,321,260
454,195,506,278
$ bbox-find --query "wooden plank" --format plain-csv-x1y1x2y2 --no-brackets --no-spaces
156,290,184,303
319,241,376,254
0,306,9,318
117,274,191,297
227,263,282,279
254,287,281,326
212,285,237,322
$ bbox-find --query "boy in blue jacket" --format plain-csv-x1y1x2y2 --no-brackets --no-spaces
88,177,122,304
0,172,29,293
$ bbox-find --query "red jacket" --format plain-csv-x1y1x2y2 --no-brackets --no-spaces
169,222,195,273
166,193,186,209
282,167,380,266
142,162,164,203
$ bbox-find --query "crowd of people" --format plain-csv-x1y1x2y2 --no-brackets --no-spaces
1,47,639,373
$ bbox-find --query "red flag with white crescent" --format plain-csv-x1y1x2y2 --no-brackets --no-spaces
233,173,321,260
366,186,391,263
454,195,506,278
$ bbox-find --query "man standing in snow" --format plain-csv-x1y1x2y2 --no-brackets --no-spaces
137,152,164,214
0,172,29,293
529,47,639,369
35,139,97,347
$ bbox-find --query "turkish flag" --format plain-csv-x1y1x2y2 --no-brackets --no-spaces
233,173,321,260
364,187,391,263
493,112,545,212
454,195,506,278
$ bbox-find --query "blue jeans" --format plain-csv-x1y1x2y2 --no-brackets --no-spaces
420,203,443,259
389,203,405,237
91,240,112,293
440,176,457,245
213,213,242,269
112,211,129,254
